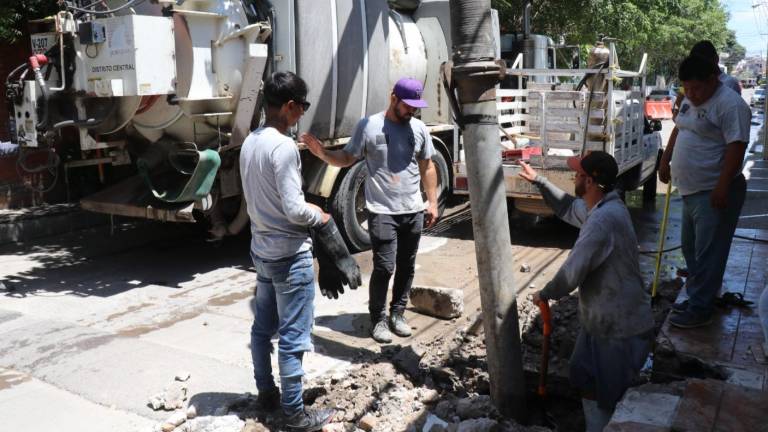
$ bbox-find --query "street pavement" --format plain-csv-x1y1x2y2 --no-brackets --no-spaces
0,90,765,431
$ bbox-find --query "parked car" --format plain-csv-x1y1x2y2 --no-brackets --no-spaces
751,88,765,107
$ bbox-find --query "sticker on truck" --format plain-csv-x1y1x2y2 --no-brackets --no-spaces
30,33,56,55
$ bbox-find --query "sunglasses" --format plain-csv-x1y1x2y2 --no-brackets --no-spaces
294,99,311,111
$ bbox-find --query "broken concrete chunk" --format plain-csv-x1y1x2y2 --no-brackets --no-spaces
358,413,378,431
455,395,495,420
175,371,191,382
160,411,187,432
410,285,464,319
418,388,440,404
520,264,531,273
393,345,427,380
190,415,244,432
148,380,188,411
422,413,450,432
148,394,165,410
241,419,269,432
186,405,197,419
456,418,497,432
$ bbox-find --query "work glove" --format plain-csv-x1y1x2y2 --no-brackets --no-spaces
315,245,345,299
311,217,362,299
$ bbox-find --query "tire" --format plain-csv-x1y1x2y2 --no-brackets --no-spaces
330,149,452,253
642,170,658,202
425,149,450,217
642,150,661,202
331,161,370,252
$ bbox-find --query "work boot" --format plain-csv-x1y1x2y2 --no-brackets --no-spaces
669,310,712,329
389,313,412,337
255,386,280,411
285,407,335,432
671,300,688,314
371,319,393,343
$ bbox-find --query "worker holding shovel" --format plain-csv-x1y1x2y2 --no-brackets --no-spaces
518,152,654,432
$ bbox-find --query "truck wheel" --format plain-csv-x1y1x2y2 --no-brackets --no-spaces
642,171,658,202
425,149,450,217
331,161,371,252
331,150,451,252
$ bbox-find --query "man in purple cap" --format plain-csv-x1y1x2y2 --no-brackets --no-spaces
518,152,653,432
304,77,439,343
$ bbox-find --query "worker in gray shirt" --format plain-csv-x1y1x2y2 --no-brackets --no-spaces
240,71,334,432
304,77,439,343
518,152,654,432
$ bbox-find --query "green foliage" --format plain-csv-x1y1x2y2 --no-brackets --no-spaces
0,1,58,44
492,0,740,81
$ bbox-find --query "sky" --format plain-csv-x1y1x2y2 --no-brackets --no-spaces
724,0,768,57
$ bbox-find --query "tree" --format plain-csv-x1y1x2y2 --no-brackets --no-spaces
0,1,58,44
492,0,735,81
722,29,746,68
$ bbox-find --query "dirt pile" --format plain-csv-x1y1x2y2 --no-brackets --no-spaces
213,278,682,432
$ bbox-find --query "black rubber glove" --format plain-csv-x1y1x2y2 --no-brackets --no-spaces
311,217,362,293
315,245,344,299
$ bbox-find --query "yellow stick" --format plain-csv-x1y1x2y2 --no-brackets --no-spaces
652,180,673,298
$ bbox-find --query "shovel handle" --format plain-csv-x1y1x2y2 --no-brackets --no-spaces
535,298,552,398
536,299,552,336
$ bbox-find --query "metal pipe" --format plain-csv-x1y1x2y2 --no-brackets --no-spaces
449,0,526,421
523,0,531,39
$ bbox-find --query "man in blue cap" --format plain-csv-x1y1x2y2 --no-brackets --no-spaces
304,77,439,343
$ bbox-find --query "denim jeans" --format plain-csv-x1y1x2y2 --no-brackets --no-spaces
681,174,746,316
250,249,315,416
368,211,424,322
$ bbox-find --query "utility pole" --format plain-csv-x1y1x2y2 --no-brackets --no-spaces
763,40,768,160
447,0,526,420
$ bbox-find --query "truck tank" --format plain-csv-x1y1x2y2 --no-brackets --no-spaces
8,0,453,235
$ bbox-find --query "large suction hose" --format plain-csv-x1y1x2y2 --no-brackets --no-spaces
450,0,495,63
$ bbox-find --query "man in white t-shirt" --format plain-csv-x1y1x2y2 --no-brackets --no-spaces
659,55,751,328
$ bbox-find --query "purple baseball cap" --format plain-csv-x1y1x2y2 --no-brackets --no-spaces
393,77,429,109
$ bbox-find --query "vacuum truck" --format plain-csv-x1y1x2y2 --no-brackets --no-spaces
6,0,457,250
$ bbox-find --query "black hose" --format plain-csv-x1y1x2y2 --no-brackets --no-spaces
734,234,768,243
639,233,768,255
16,146,61,194
5,62,27,87
449,0,495,63
639,245,682,255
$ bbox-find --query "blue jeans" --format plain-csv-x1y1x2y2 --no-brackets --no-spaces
250,250,315,416
681,174,746,316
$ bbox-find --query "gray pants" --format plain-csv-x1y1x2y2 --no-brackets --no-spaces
367,211,423,322
569,328,653,410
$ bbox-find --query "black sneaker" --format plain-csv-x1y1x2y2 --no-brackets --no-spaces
671,300,688,314
670,310,712,329
389,313,412,337
285,407,335,432
255,386,280,411
371,319,394,343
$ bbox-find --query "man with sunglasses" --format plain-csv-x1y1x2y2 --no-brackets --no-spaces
518,152,654,432
240,71,334,431
303,77,439,343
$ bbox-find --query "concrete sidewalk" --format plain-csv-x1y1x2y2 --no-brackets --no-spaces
605,138,768,431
